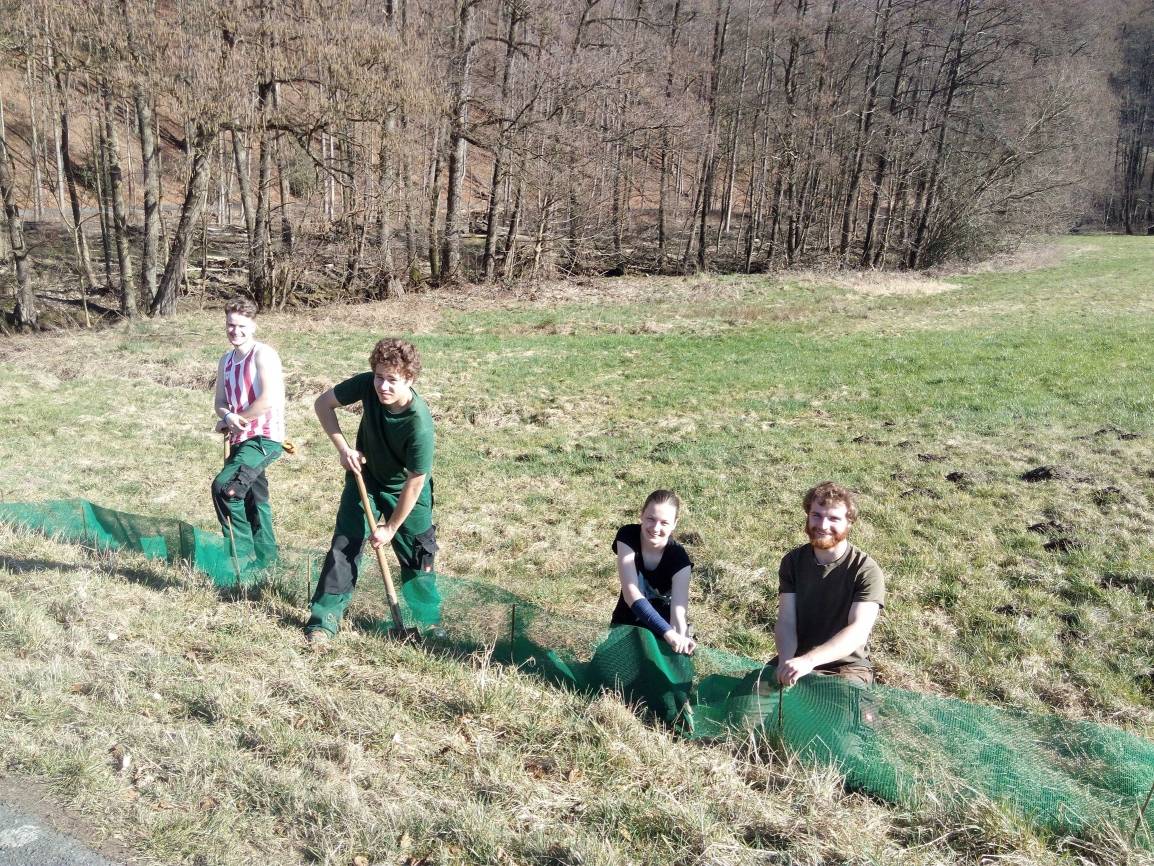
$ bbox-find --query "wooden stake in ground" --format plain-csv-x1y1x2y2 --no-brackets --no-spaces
1131,778,1154,846
352,467,420,642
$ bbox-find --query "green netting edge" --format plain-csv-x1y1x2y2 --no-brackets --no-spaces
2,498,1153,844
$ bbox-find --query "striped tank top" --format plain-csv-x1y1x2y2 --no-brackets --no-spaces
223,342,285,445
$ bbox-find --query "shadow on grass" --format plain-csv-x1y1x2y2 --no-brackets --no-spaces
0,552,184,593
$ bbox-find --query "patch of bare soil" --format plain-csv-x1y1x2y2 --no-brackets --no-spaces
1028,519,1073,536
0,775,134,863
1044,537,1085,553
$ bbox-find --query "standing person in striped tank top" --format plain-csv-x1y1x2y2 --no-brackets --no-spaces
211,298,286,573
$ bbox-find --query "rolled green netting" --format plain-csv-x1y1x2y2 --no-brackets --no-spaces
2,498,1153,843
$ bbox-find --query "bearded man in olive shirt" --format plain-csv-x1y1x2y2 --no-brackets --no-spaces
306,338,438,644
774,481,885,686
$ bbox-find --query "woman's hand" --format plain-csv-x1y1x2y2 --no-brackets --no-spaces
664,630,696,655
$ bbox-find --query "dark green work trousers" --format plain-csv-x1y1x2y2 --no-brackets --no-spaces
306,473,439,636
211,437,283,572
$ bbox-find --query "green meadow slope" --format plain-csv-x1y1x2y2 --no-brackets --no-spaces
1,236,1153,864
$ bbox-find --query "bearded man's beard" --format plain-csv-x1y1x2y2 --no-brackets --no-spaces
806,523,848,550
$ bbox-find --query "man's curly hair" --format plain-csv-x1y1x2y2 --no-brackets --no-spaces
369,338,422,380
802,481,858,523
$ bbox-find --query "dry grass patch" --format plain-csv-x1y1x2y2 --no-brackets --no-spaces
942,240,1102,276
3,236,1154,862
798,269,962,297
1,524,1018,865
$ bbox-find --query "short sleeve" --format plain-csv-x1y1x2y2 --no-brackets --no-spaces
333,372,373,406
405,417,435,475
778,550,796,594
853,557,886,608
668,541,692,572
613,525,639,556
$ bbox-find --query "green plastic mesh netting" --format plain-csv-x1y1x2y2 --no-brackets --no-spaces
2,498,1152,843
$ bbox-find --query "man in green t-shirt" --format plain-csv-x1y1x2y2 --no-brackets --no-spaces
306,338,439,645
773,481,885,686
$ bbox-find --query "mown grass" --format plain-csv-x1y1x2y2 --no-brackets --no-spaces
1,235,1154,863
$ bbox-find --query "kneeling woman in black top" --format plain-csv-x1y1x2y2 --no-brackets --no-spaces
611,489,696,655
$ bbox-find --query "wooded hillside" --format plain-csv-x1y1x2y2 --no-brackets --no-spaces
0,0,1152,329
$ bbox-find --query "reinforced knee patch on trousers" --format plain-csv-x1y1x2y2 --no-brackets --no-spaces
414,525,438,572
216,464,266,501
318,533,364,597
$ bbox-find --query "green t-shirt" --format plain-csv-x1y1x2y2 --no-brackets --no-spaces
333,372,435,500
778,542,885,668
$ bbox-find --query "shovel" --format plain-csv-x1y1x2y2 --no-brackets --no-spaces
352,468,421,642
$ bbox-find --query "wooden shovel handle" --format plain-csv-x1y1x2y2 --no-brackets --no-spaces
352,469,402,608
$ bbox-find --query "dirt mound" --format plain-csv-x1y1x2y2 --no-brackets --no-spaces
1021,465,1073,482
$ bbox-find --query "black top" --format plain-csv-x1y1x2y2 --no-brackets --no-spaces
610,524,693,627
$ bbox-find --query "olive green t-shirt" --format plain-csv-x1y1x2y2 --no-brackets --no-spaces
333,372,435,500
778,542,885,668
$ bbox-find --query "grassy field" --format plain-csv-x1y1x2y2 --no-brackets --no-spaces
1,235,1153,864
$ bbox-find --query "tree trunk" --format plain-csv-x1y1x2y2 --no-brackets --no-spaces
482,0,521,283
681,148,706,269
530,193,554,281
403,158,418,271
152,126,218,315
232,130,256,239
860,32,909,266
375,118,402,297
440,0,477,283
101,83,135,317
567,182,584,273
501,169,524,280
720,0,754,239
656,0,683,271
427,120,443,283
276,135,293,249
0,100,35,329
908,0,969,268
250,123,274,307
482,145,507,282
135,93,160,308
53,72,98,294
24,53,44,220
839,0,890,259
91,119,114,290
271,83,294,251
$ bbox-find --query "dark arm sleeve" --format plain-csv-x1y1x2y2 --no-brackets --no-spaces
332,372,373,406
853,557,886,608
778,550,796,594
612,525,635,555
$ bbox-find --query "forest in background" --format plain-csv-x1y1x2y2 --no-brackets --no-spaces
0,0,1152,331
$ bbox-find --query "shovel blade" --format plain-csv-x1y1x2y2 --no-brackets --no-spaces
390,625,422,643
